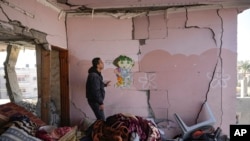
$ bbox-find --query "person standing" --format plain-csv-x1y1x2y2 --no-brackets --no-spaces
86,57,111,120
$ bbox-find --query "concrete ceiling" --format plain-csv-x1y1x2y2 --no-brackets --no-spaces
1,0,250,48
50,0,250,13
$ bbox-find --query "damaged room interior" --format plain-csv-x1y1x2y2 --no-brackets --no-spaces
0,0,250,140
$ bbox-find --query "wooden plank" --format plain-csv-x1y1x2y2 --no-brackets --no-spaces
36,46,42,100
59,50,70,126
37,45,69,125
40,47,51,124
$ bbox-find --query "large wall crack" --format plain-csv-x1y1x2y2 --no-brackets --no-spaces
71,100,88,118
146,90,155,118
0,2,11,22
194,9,224,126
216,8,224,127
184,8,217,46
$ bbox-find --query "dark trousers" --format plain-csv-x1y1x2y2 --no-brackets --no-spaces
88,101,105,121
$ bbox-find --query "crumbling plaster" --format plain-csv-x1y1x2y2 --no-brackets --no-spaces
0,0,67,48
67,7,238,138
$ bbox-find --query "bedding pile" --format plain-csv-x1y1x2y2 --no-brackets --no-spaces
0,102,77,141
87,113,161,141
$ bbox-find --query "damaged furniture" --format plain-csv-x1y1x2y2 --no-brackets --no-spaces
173,102,216,140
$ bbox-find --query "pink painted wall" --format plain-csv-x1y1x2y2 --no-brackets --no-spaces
0,0,67,48
67,8,237,138
0,0,239,138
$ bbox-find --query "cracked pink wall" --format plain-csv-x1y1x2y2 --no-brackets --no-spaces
67,8,237,138
0,0,67,48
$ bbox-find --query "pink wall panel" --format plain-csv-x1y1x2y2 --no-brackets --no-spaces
167,10,186,28
133,15,149,39
219,9,238,52
105,90,149,117
148,13,167,39
149,90,169,118
68,40,139,66
187,9,221,27
140,28,216,59
67,16,132,40
139,48,218,73
187,9,226,50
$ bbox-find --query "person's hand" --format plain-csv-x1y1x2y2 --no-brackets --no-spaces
99,104,104,110
105,80,111,86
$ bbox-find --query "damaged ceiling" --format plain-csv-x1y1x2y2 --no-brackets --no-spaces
0,21,48,50
48,0,250,13
0,0,250,48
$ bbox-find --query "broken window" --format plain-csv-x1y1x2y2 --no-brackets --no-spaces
0,44,41,121
0,44,38,103
0,21,69,125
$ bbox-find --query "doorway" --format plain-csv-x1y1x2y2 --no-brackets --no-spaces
0,22,70,126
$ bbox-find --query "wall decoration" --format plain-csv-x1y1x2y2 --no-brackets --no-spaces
207,70,231,88
138,73,157,90
113,55,135,88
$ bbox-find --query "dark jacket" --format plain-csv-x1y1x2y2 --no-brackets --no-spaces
86,67,105,105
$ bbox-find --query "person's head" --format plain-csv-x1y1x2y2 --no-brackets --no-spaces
113,55,134,69
92,57,104,72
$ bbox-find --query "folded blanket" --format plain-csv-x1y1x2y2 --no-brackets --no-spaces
92,120,129,141
0,123,41,141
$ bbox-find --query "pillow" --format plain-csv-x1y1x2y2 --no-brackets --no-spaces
0,102,45,126
36,126,77,141
0,124,42,141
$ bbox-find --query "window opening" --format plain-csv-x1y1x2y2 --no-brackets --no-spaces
236,8,250,124
0,44,38,105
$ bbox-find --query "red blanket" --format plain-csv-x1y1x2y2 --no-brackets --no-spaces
92,113,161,141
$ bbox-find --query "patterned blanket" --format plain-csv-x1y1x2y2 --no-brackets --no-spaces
91,113,161,141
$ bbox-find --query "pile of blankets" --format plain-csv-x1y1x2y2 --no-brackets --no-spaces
0,114,76,141
90,113,161,141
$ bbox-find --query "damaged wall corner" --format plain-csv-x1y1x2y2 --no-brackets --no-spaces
3,45,23,103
